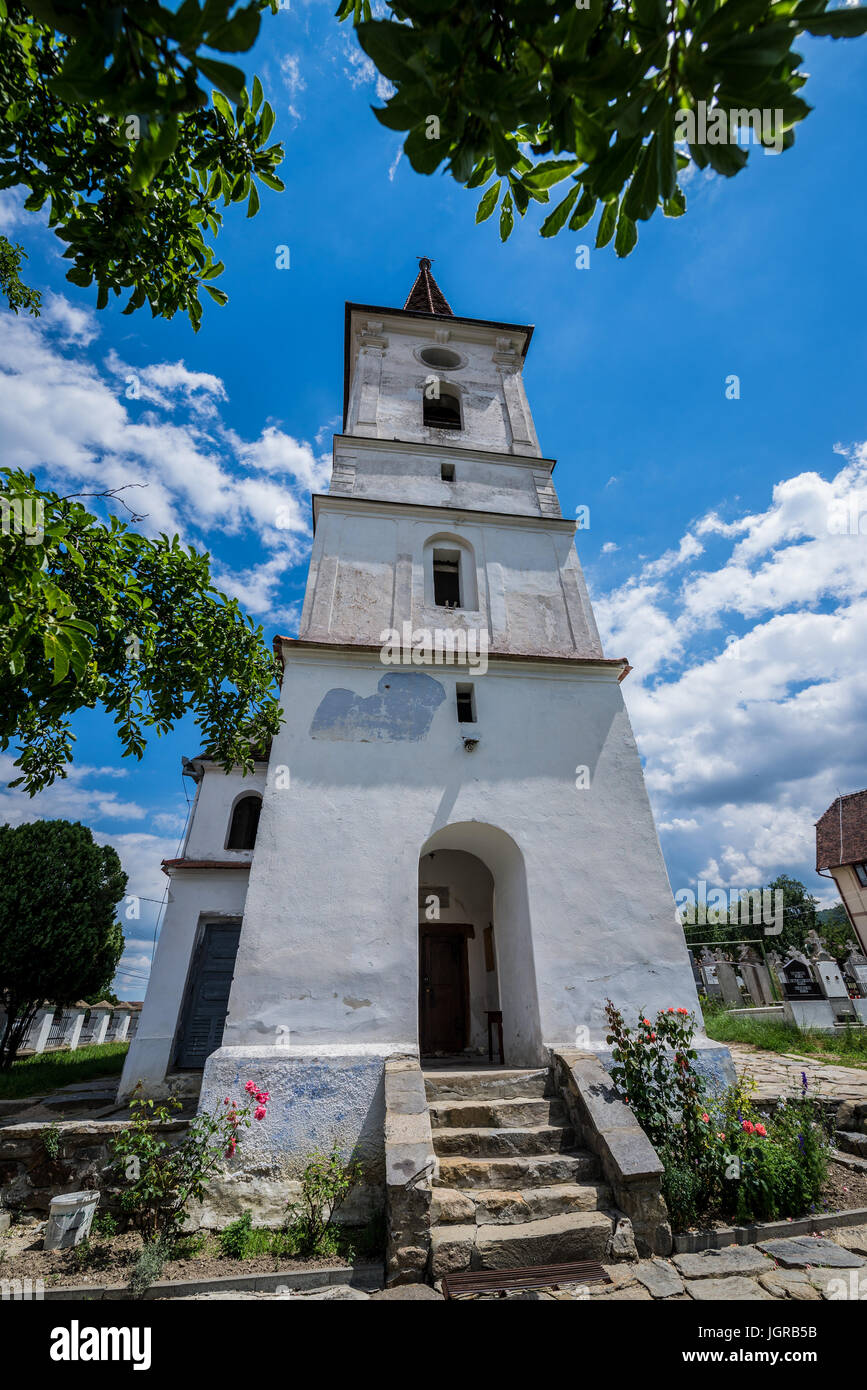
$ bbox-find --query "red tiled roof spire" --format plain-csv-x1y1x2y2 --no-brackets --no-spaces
403,257,453,316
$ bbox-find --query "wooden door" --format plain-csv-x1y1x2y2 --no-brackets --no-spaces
419,927,469,1054
175,922,241,1069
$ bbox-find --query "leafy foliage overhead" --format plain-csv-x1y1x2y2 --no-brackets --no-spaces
0,0,285,327
339,0,867,257
0,468,283,794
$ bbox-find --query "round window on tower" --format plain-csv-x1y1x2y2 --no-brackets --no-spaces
419,346,462,370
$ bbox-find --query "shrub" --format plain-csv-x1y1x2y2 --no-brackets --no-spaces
93,1210,118,1239
129,1234,173,1298
219,1211,253,1260
605,1002,832,1230
285,1146,363,1257
111,1080,270,1243
604,999,706,1158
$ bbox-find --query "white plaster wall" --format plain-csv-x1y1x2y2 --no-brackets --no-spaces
224,648,701,1066
119,870,249,1097
300,501,602,659
335,438,548,517
196,1045,394,1223
183,763,268,861
831,863,867,955
345,310,540,457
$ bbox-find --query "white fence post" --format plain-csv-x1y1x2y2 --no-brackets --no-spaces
63,1007,86,1051
29,1007,55,1054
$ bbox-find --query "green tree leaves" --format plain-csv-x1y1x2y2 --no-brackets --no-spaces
340,0,867,257
0,819,126,1069
0,2,285,327
0,468,284,794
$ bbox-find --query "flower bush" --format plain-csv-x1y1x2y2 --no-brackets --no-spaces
112,1080,269,1244
604,1001,832,1230
285,1145,363,1256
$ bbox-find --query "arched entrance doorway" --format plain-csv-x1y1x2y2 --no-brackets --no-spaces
418,823,543,1067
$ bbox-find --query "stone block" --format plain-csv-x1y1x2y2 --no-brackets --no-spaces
757,1237,865,1269
429,1224,476,1278
758,1270,821,1301
685,1276,776,1300
476,1210,612,1268
635,1259,684,1298
673,1247,773,1279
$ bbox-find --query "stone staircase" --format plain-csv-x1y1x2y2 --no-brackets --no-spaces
425,1065,619,1278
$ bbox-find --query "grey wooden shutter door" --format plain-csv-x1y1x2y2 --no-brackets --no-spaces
175,923,241,1069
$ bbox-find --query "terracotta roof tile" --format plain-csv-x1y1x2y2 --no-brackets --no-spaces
816,789,867,870
403,257,453,316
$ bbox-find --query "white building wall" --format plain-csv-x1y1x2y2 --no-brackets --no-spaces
300,502,602,659
345,309,539,457
220,647,701,1066
183,763,268,861
120,762,267,1097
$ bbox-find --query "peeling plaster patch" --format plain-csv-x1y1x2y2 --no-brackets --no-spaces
343,996,372,1009
310,672,446,742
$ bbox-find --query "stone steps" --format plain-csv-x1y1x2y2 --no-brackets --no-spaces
424,1068,551,1102
432,1123,575,1158
434,1150,601,1189
424,1065,620,1278
431,1182,614,1226
429,1210,616,1279
428,1097,566,1129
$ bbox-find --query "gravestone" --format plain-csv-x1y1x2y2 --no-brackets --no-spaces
687,948,704,993
780,957,823,1001
738,945,775,1007
699,948,722,999
814,954,856,1022
845,949,867,996
713,953,743,1007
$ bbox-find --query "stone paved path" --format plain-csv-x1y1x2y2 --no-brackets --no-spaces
172,1228,867,1300
727,1043,867,1103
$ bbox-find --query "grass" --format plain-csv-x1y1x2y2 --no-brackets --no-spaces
704,1012,867,1068
0,1042,130,1099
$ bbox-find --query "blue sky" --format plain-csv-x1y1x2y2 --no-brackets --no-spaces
2,2,866,998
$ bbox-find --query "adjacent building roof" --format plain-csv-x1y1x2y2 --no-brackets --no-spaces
816,789,867,870
403,257,453,316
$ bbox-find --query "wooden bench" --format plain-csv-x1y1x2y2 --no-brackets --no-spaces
441,1261,611,1300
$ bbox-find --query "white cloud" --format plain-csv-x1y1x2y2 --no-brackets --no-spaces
0,310,331,621
279,52,306,119
601,541,618,554
0,187,28,234
105,350,227,416
388,146,403,182
42,292,100,347
596,444,867,899
0,757,146,828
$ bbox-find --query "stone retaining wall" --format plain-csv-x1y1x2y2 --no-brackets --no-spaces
0,1118,188,1215
383,1057,435,1285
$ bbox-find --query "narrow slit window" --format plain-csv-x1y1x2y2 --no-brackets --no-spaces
433,552,461,609
456,683,475,723
441,462,455,482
